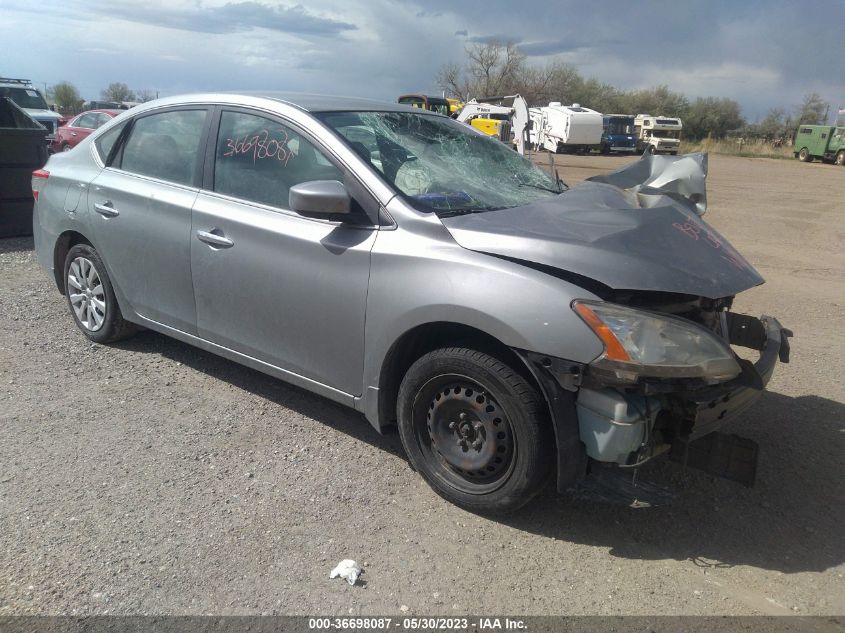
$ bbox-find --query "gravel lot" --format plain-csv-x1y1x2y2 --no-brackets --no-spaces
1,154,843,616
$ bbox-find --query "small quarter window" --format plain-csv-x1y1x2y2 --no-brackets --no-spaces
213,110,342,209
94,121,127,165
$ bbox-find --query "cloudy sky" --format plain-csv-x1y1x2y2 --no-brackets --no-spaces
1,0,843,121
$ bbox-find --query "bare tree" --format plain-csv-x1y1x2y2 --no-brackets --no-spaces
134,89,157,103
436,41,526,101
101,82,135,103
796,93,829,125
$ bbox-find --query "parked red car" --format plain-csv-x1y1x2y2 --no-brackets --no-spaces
51,109,121,152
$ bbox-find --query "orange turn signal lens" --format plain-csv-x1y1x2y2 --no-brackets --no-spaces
573,302,631,362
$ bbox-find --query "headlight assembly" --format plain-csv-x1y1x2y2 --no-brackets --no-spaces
573,300,741,384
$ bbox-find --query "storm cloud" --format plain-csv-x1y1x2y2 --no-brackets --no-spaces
1,0,842,121
103,1,357,36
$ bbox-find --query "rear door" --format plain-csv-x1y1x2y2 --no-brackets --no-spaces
190,108,376,395
89,106,210,333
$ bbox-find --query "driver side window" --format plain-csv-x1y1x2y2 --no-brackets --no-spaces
213,110,343,210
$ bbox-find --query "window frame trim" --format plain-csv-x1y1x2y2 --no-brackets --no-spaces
102,104,213,189
202,105,383,226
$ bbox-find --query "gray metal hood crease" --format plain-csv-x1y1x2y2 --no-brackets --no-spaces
440,153,764,299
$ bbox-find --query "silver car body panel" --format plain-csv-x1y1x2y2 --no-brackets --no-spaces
32,93,770,447
191,189,376,395
89,168,199,333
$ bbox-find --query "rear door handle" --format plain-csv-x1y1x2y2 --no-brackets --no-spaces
94,202,119,218
196,229,234,248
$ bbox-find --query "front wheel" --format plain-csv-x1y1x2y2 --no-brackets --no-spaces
64,243,137,343
835,151,845,166
397,347,552,513
61,143,72,152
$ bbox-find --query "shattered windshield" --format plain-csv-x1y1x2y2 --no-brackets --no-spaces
317,111,560,215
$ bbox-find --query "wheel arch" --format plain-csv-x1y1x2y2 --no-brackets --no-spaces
376,320,587,493
376,322,534,433
53,230,93,294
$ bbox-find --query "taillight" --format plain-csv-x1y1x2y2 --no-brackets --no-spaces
32,169,49,201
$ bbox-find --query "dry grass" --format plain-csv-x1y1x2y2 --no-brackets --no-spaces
682,138,794,160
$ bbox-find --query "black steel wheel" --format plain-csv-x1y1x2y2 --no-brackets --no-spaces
397,347,552,513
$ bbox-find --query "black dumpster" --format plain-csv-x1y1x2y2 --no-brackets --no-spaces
0,97,48,237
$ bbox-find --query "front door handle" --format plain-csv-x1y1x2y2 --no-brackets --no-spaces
94,202,119,218
196,229,234,249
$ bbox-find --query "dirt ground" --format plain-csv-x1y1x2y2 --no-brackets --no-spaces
1,154,843,616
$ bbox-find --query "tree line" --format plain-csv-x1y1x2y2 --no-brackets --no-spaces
46,81,157,114
437,41,832,141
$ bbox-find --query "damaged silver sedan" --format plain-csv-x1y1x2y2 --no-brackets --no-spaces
32,94,789,512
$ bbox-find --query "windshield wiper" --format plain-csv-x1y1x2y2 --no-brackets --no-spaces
436,206,504,218
516,181,562,194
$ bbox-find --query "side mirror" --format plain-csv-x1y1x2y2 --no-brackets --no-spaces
289,180,351,215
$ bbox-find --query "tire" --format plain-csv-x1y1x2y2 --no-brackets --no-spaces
397,347,553,513
647,145,656,155
798,147,812,162
63,243,137,344
836,151,845,166
61,143,72,152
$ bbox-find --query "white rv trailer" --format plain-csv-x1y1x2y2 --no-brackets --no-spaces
528,102,604,153
633,114,683,155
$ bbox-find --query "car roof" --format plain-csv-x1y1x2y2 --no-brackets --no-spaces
261,92,410,112
78,109,123,116
135,92,420,114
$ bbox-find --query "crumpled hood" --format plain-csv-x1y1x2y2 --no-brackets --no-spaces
440,153,764,299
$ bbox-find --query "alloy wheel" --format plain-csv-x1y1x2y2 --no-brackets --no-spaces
67,256,106,331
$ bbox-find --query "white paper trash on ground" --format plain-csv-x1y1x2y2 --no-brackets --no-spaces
330,559,363,586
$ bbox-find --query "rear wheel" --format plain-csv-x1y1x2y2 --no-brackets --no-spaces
397,347,552,513
835,151,845,166
64,244,137,344
798,147,812,162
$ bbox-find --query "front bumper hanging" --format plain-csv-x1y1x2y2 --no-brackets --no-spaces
684,313,790,439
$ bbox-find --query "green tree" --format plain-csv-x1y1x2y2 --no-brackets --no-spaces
618,85,689,118
101,82,135,103
684,97,745,139
47,81,83,113
796,93,828,125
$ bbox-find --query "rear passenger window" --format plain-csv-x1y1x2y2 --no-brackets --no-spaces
213,110,342,209
120,110,207,186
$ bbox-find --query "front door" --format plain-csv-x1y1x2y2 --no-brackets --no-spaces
190,109,375,395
